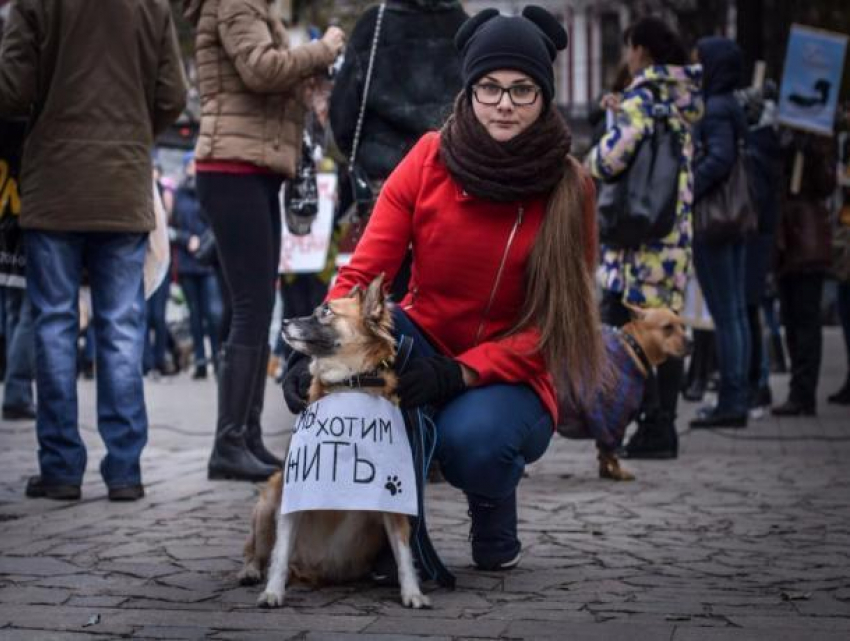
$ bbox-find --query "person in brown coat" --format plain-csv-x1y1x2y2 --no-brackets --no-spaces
772,131,838,416
183,0,345,482
0,0,187,501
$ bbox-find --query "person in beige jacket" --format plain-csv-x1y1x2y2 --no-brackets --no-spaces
183,0,344,482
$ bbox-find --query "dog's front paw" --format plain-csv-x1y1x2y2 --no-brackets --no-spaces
257,590,286,608
237,565,263,586
401,590,431,609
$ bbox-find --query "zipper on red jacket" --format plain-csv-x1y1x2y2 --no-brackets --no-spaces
475,205,524,346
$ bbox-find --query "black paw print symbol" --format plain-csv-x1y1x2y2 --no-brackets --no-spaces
384,475,402,496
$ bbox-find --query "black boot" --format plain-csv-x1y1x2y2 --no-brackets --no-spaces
769,333,788,374
623,410,678,459
827,375,850,405
208,344,278,481
683,329,711,402
245,344,283,467
467,492,522,571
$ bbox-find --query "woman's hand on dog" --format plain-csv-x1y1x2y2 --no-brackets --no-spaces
282,352,312,413
397,355,466,409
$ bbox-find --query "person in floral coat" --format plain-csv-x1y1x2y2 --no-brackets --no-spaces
589,16,702,459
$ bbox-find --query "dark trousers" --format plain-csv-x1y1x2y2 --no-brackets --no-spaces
838,281,850,371
276,274,328,359
600,289,683,424
778,272,824,408
197,172,283,349
180,273,222,367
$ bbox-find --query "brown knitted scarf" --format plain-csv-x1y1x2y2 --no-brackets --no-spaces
439,93,572,202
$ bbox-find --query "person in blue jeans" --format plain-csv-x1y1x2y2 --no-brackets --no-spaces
0,0,186,501
690,37,751,428
2,286,36,420
173,155,222,379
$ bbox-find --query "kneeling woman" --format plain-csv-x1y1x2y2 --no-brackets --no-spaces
285,6,602,570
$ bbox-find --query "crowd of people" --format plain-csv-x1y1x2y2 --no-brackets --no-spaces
0,0,848,576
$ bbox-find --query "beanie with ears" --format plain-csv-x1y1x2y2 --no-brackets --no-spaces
455,5,568,105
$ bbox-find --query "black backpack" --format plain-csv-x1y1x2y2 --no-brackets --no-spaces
597,86,683,249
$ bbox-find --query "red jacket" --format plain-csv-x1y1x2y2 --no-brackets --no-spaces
329,132,597,422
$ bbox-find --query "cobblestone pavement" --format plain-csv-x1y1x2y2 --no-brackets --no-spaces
1,331,849,641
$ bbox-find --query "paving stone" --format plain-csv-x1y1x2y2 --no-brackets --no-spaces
0,557,81,577
131,625,211,639
0,586,70,605
673,627,850,641
0,630,106,641
362,616,507,637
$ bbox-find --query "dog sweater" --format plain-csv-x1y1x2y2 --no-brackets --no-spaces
557,326,647,451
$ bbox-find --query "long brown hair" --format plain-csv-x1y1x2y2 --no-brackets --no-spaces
512,160,606,405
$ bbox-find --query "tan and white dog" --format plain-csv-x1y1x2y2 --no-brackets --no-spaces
238,275,430,609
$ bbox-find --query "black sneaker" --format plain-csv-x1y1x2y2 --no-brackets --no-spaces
467,492,522,571
25,475,81,500
3,404,37,420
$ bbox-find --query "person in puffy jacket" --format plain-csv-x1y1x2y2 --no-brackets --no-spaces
589,16,702,459
183,0,345,482
285,6,602,572
689,37,751,429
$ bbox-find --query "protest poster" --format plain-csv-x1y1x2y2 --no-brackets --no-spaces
0,118,26,288
279,172,335,274
778,25,848,136
281,392,418,517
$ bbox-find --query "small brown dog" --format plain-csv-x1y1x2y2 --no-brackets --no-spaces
558,304,689,481
238,275,430,609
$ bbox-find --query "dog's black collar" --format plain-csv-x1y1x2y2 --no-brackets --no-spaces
329,361,394,390
615,329,652,375
336,372,388,389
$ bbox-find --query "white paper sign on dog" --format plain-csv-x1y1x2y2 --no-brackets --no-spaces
281,392,417,516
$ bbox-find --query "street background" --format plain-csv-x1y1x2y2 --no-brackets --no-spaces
0,331,848,640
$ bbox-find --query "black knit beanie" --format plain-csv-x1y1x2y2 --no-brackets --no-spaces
455,5,568,105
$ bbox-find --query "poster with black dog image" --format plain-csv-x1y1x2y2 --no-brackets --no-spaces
778,25,847,135
281,392,418,516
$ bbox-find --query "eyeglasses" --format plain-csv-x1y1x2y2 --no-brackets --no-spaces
472,83,540,106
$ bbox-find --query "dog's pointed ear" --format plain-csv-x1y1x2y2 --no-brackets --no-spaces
348,284,364,302
362,273,386,323
624,302,647,321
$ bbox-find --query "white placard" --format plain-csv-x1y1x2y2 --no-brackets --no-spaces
279,172,336,274
281,392,417,516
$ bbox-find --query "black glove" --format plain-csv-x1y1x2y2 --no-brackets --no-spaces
397,355,466,409
282,351,312,414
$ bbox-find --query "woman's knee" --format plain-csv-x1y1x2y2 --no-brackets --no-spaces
436,386,551,498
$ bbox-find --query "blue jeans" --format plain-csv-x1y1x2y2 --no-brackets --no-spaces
3,287,35,410
180,273,222,366
392,308,553,500
25,231,148,487
693,240,750,415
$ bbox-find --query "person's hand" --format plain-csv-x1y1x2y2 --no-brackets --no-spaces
397,355,466,409
321,26,345,57
188,235,200,253
599,93,622,112
282,352,312,414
